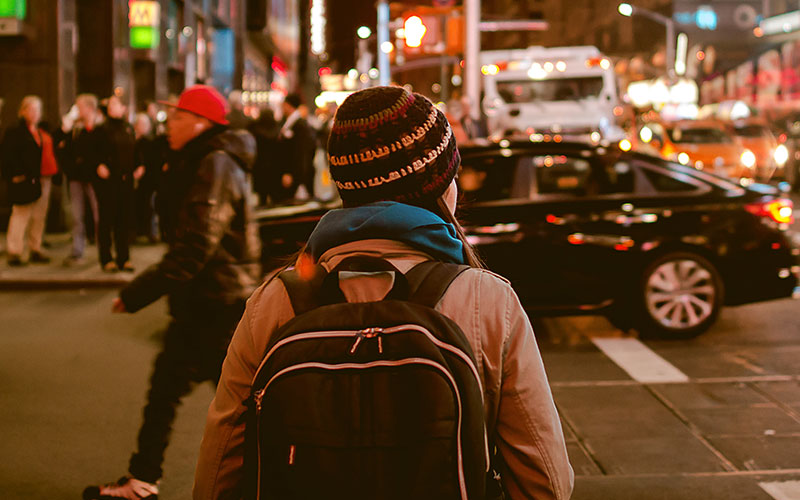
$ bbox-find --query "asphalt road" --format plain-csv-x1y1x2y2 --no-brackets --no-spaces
0,285,797,500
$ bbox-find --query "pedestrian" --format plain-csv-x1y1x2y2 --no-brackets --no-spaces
246,107,280,205
277,93,316,202
133,112,165,243
63,93,102,266
226,90,251,130
1,95,57,265
192,86,574,499
83,84,262,500
94,94,137,272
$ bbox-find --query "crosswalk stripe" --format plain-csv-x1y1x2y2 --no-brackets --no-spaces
590,337,690,384
759,480,800,500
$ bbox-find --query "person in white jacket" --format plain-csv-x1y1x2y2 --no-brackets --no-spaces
194,86,574,500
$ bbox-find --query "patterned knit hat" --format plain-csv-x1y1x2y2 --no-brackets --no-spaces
327,86,460,207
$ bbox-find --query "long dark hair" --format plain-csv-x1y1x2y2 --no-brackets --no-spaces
433,196,485,269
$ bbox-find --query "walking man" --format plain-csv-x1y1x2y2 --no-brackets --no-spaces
83,85,261,500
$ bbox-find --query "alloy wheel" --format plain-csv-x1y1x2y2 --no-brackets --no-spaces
645,259,716,331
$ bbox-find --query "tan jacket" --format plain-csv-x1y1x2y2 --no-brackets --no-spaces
194,239,574,500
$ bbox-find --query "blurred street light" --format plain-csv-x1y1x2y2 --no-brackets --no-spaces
380,41,394,54
617,3,676,79
404,16,427,48
357,26,372,39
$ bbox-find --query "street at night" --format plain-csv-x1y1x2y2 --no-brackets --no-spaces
4,0,800,498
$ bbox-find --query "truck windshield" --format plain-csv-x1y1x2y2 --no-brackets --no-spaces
496,76,604,103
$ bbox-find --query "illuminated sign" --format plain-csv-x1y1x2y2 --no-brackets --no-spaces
0,0,25,19
310,0,326,55
129,1,160,49
695,6,717,30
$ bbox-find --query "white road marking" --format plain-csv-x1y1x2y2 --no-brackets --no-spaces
759,480,800,500
591,337,690,384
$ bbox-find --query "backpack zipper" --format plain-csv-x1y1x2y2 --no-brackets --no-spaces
251,324,490,475
254,358,469,500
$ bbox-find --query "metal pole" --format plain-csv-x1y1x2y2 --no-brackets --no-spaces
377,0,390,86
666,18,675,79
465,0,481,120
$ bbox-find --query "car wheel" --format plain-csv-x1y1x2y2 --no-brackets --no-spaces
634,252,724,340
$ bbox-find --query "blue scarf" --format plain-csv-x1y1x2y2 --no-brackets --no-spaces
307,201,465,264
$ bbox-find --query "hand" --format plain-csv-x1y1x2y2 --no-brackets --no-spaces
97,164,110,179
133,165,145,181
281,173,294,189
111,297,127,313
11,175,26,183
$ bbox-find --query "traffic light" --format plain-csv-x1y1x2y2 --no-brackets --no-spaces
404,15,427,48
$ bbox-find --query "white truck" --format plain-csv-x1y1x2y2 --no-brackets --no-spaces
480,45,625,141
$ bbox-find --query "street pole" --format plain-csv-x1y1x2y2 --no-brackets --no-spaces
666,17,675,80
377,0,390,86
465,0,481,120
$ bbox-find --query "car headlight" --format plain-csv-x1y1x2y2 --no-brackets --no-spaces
774,144,789,166
741,149,756,168
677,152,690,165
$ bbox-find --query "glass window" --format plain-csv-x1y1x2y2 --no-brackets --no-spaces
458,155,522,203
496,77,605,103
733,125,771,138
641,168,698,192
534,156,593,196
667,127,732,144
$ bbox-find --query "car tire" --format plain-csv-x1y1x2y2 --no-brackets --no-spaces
632,251,724,340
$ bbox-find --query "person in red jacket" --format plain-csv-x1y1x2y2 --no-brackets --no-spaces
1,95,57,265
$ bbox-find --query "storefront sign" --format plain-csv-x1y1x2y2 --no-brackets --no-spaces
0,0,25,19
129,0,160,49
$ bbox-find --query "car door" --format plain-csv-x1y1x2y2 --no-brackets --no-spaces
458,149,608,310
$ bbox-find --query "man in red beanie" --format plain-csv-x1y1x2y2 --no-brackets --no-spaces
84,85,262,500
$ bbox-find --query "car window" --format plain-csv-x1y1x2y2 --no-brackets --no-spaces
734,125,770,138
667,127,732,144
639,164,705,193
458,155,523,203
534,155,594,196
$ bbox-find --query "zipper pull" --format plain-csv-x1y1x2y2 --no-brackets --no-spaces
349,333,364,355
288,445,296,465
253,389,264,412
378,336,383,354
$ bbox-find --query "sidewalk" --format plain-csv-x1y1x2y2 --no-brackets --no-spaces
0,233,165,289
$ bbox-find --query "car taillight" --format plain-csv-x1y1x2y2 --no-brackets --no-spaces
745,199,794,224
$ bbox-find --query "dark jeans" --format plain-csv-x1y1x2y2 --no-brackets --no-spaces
96,180,133,266
128,301,246,483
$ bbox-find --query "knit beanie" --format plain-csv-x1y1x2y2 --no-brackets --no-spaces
327,86,460,207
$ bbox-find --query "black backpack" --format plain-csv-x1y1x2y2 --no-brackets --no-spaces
243,258,493,500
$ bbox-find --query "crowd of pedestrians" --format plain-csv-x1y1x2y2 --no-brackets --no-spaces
0,88,339,270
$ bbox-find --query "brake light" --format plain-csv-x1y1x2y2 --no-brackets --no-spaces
745,199,794,224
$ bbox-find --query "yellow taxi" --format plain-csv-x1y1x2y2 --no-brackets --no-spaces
729,118,789,181
637,120,756,180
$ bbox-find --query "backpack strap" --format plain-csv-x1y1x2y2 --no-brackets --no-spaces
405,261,470,309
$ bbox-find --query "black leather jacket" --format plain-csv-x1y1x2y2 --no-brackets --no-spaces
120,126,262,316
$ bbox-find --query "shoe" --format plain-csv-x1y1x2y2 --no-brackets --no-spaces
7,254,26,267
29,251,51,264
120,261,135,273
63,255,86,267
83,476,159,500
102,262,119,273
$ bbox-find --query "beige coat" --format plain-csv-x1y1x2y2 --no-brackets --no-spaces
194,239,574,500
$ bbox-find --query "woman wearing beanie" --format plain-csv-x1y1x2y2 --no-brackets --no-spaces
193,87,573,500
